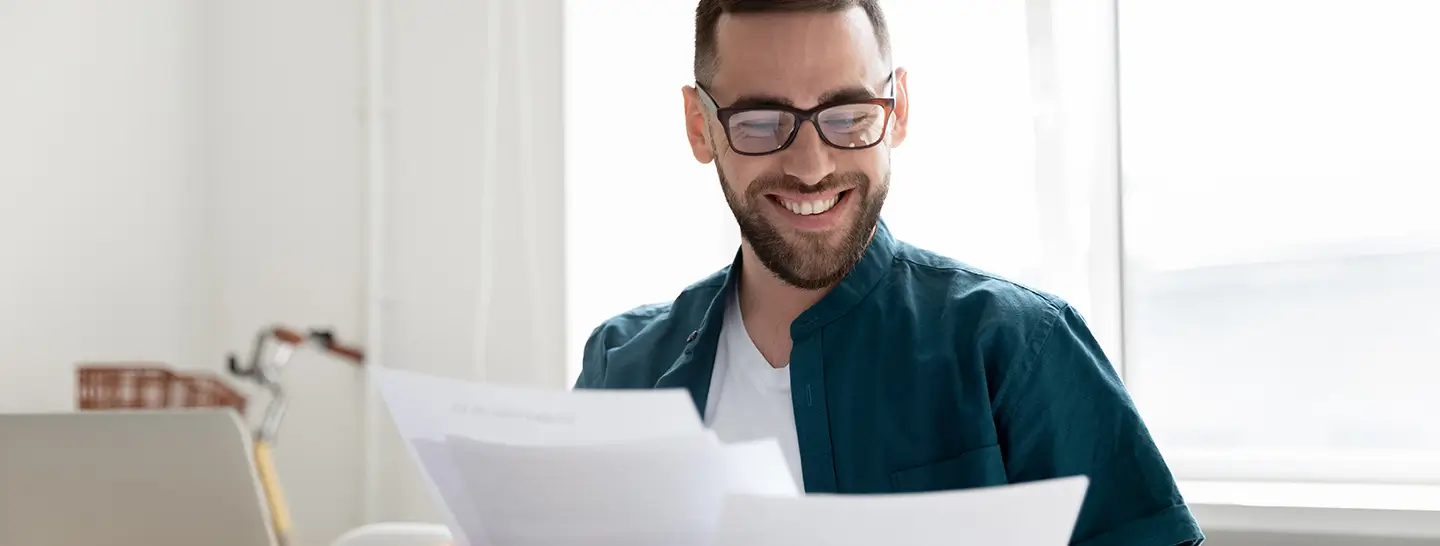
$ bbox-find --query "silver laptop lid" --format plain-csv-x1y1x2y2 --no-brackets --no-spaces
0,409,278,546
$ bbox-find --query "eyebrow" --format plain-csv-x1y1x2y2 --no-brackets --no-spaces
729,85,878,110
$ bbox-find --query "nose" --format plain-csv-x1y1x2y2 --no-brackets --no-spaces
780,119,835,186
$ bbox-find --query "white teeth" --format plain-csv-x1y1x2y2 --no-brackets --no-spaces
782,195,840,216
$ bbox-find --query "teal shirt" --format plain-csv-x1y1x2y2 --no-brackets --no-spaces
574,220,1204,546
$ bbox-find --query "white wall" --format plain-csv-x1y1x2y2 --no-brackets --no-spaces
2,2,368,545
0,0,208,410
202,1,368,544
1,0,569,538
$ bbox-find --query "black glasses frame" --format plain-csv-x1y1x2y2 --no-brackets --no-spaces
696,73,897,157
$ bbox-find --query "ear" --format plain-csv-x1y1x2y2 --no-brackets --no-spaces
683,86,716,164
888,67,910,148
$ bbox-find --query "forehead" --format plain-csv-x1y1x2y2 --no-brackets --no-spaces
710,7,886,107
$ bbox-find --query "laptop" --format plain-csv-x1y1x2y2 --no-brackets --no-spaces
0,409,278,546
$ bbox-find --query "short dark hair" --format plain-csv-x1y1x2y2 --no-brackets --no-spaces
694,0,890,86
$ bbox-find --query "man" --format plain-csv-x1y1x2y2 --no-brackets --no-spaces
574,1,1204,544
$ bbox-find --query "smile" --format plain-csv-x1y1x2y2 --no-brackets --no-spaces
768,189,851,216
779,194,840,215
762,189,854,232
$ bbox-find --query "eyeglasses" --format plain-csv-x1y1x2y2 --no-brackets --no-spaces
696,72,897,156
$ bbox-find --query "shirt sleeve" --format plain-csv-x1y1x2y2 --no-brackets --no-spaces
572,323,609,389
993,303,1205,546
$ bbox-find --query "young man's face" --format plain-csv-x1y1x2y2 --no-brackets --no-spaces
685,7,909,290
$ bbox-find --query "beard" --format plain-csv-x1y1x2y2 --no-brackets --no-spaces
718,166,888,290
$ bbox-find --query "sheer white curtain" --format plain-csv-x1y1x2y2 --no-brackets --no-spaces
362,0,567,523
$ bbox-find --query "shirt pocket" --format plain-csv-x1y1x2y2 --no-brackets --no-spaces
889,444,1007,493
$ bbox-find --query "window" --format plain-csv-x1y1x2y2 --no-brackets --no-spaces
1119,0,1440,482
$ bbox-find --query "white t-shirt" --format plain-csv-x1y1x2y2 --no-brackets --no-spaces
702,290,805,491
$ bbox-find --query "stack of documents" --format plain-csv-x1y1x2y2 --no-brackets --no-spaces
374,368,1089,546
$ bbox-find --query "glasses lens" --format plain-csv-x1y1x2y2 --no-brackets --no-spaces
726,110,798,154
817,103,888,148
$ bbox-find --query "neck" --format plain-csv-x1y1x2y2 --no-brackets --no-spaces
736,245,834,337
735,225,882,342
735,225,881,333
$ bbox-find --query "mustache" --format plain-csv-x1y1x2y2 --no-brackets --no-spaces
746,171,870,197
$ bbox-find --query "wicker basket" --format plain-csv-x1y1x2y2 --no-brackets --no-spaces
77,364,247,414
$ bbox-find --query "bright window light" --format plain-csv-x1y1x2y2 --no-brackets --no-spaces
1119,0,1440,483
882,0,1042,288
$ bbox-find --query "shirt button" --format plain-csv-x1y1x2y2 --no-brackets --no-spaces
686,330,698,343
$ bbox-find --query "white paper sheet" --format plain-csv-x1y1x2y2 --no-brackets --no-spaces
374,366,703,445
373,367,797,546
445,434,726,546
373,367,712,546
714,475,1091,546
375,367,1085,546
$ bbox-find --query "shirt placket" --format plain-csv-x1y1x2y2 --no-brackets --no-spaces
789,327,838,493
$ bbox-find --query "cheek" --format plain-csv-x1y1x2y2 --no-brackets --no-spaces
718,157,765,197
842,148,889,184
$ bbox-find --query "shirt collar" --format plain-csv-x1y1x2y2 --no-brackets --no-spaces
791,218,897,338
654,218,898,414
